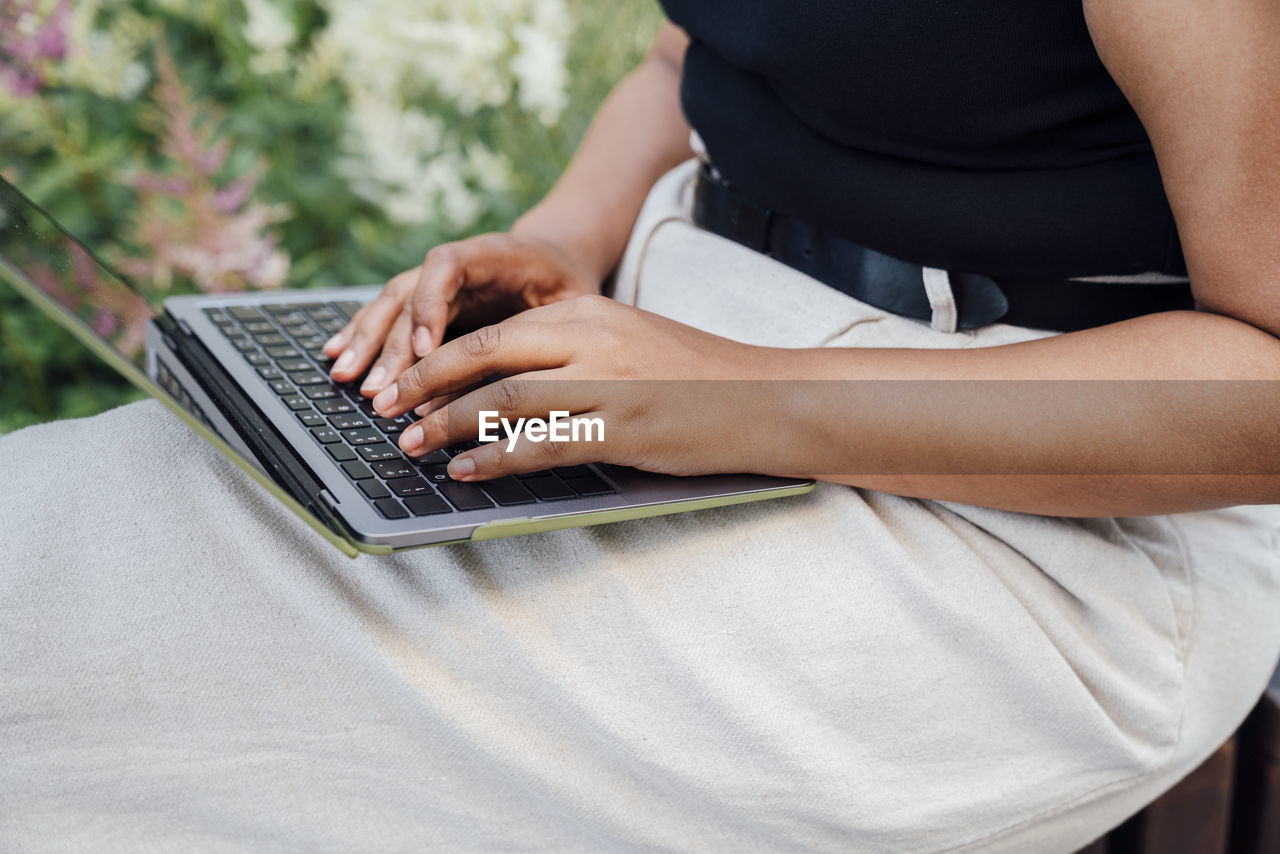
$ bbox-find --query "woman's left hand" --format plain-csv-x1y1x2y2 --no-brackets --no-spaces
369,294,777,481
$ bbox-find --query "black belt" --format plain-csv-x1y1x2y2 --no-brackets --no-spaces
690,163,1194,332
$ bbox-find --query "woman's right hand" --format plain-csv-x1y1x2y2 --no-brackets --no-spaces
323,232,602,396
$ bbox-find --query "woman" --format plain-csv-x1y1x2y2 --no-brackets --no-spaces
2,2,1278,851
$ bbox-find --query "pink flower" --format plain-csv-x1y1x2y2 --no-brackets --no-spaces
117,41,290,296
33,0,69,61
91,309,120,339
0,0,71,97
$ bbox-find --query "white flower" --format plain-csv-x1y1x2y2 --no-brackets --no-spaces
319,0,572,123
242,0,296,75
336,90,510,230
59,2,152,100
511,20,568,125
317,1,562,230
291,29,342,99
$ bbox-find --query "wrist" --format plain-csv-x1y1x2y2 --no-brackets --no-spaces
716,344,817,476
511,208,619,287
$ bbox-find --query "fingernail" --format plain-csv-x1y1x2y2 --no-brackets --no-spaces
324,330,348,351
372,382,398,413
412,326,431,357
361,366,386,394
448,456,475,479
400,424,423,453
332,350,355,374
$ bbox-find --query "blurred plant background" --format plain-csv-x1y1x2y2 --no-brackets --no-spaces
0,0,661,433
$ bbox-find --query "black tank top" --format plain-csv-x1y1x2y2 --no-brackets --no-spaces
658,0,1186,279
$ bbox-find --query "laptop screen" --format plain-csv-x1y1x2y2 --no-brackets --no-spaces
0,176,157,374
0,175,362,557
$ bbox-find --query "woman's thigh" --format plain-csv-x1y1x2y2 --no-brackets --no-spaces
4,161,1279,852
3,397,1275,853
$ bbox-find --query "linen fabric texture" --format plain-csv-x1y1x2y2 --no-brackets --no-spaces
1,161,1278,853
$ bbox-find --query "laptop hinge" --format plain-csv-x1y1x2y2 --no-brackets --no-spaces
161,310,348,537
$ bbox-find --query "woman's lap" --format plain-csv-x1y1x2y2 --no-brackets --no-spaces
2,163,1279,852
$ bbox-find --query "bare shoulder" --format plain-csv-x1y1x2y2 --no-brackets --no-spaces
1084,0,1280,335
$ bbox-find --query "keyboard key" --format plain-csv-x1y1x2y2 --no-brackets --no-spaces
374,417,407,434
356,443,402,462
277,358,312,373
372,460,416,479
553,465,594,479
284,324,320,340
417,449,451,464
514,470,554,479
404,494,451,516
316,317,345,334
341,460,375,480
310,426,341,444
229,305,266,321
480,477,536,506
333,300,366,319
566,473,616,496
266,345,301,359
303,386,340,400
243,351,270,367
525,477,577,501
305,306,339,321
316,399,354,415
387,476,432,497
419,463,452,483
203,308,231,323
257,365,283,381
291,371,330,386
268,379,293,396
342,428,383,446
445,441,478,456
281,395,311,411
329,414,369,431
373,498,409,520
307,348,332,363
359,479,391,500
326,443,357,462
253,332,289,347
272,311,310,325
241,320,275,335
229,336,256,352
438,481,494,511
263,303,307,315
297,411,325,428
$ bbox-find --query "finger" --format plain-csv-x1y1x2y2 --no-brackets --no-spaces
445,410,605,481
397,372,592,457
328,272,413,383
414,389,464,419
322,299,371,357
322,320,353,358
360,308,416,396
372,320,575,417
410,237,513,357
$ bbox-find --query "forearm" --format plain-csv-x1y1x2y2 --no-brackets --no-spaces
512,24,692,284
753,310,1280,516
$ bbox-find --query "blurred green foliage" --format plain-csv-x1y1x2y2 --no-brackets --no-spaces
0,0,661,433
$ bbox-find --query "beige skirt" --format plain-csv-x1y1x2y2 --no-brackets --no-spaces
1,160,1278,853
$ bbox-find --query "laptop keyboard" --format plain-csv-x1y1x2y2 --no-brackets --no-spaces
202,301,618,520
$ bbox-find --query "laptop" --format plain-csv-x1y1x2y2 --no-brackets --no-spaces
0,177,813,556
